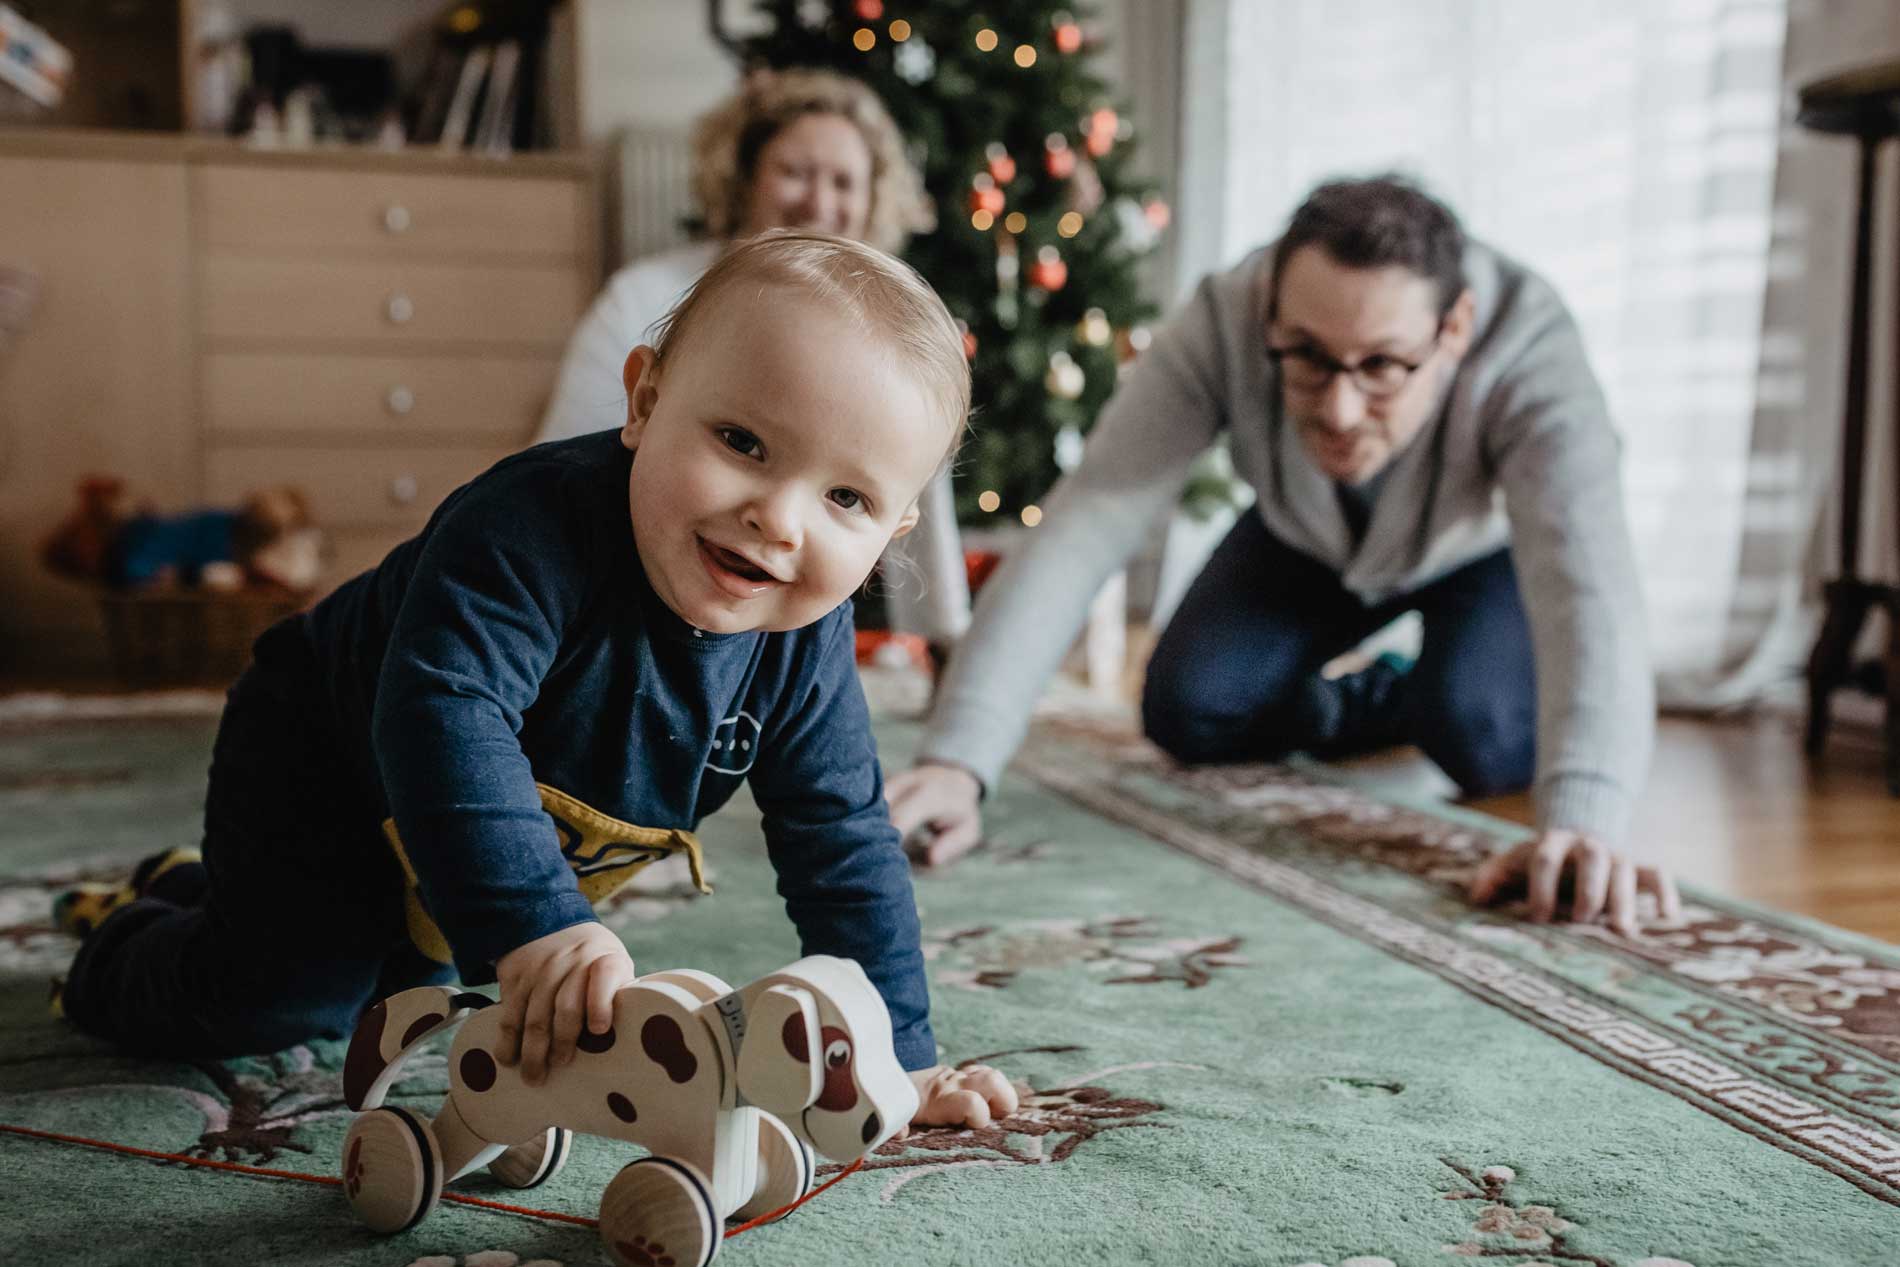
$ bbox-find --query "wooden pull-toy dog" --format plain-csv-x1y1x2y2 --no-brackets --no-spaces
338,954,918,1266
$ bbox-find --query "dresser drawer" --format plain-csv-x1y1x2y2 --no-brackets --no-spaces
200,256,583,346
204,351,561,440
319,528,415,594
197,165,585,260
206,445,509,529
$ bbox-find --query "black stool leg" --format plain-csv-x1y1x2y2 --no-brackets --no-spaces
1806,133,1881,761
1885,595,1900,794
1807,581,1872,755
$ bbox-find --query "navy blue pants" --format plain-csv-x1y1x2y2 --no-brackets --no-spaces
64,651,452,1058
1141,512,1537,798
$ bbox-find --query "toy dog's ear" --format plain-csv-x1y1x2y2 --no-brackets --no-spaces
737,983,821,1112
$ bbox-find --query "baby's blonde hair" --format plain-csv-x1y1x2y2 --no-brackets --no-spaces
649,230,970,455
692,69,934,255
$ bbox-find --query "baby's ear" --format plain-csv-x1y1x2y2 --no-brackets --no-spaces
890,501,921,539
619,346,660,450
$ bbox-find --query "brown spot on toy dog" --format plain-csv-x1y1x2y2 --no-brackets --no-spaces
343,1000,388,1110
461,1048,497,1093
641,1015,698,1084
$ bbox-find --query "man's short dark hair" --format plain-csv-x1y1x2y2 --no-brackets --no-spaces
1269,175,1468,317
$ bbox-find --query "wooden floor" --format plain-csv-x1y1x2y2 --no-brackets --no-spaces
1344,713,1900,943
1107,623,1900,943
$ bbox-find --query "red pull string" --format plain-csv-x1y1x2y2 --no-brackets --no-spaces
0,1121,864,1238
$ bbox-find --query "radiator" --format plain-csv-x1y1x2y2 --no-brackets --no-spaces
614,126,695,267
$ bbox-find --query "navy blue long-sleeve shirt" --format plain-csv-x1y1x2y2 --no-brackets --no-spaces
289,431,935,1069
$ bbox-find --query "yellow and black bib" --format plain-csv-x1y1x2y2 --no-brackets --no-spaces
381,783,712,965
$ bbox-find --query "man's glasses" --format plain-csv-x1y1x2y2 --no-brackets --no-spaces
1266,327,1443,400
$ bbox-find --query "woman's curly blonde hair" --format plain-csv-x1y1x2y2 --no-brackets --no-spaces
691,68,934,255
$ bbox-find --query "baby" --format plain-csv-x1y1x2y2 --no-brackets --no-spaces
56,231,1015,1132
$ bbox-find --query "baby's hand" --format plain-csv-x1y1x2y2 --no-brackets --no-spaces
900,1063,1020,1137
494,922,637,1087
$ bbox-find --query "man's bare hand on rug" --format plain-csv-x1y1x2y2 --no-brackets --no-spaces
1468,830,1681,936
494,921,637,1087
887,761,984,867
890,1063,1021,1141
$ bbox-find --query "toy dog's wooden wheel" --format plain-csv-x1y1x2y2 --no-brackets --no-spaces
600,1155,721,1267
728,1114,814,1224
342,1107,444,1234
487,1126,572,1189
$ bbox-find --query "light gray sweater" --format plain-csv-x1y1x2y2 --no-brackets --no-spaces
920,240,1655,847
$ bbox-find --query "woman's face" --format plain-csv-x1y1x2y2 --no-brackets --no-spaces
739,113,874,242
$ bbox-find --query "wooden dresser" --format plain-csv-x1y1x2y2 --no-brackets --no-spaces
0,128,599,675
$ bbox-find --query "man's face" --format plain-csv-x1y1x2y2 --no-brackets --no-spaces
740,113,875,242
620,285,946,635
1268,244,1473,485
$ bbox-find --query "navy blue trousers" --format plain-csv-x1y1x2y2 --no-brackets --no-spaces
1141,512,1537,798
63,650,452,1058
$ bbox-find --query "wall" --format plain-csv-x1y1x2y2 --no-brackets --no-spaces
572,0,744,137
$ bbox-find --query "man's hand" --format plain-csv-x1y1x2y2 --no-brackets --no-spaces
898,1063,1020,1138
494,922,637,1087
886,762,983,868
1468,829,1681,936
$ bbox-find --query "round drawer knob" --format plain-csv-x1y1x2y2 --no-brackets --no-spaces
385,293,415,324
383,204,413,233
385,385,415,415
389,474,419,506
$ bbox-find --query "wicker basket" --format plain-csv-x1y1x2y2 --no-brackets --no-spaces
97,586,311,688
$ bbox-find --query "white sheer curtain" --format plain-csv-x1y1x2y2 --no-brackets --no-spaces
1177,0,1788,686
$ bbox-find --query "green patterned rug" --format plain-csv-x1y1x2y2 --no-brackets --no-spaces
1,696,1896,1266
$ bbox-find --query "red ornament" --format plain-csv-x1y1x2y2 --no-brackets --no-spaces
968,174,1006,216
1044,134,1076,179
965,548,1003,590
1143,197,1172,230
1027,245,1068,291
854,629,928,669
1053,21,1083,54
854,0,883,19
984,142,1016,185
956,318,978,360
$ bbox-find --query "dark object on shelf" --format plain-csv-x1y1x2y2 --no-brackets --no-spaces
238,24,396,141
1798,57,1900,796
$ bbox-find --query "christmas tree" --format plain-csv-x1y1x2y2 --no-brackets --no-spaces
723,0,1171,526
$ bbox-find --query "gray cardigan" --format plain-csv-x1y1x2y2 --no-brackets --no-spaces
920,240,1655,847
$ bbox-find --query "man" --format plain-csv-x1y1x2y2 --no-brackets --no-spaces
888,176,1678,934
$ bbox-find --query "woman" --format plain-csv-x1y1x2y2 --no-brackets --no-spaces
536,70,969,645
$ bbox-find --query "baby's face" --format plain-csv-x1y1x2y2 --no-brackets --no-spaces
621,286,948,635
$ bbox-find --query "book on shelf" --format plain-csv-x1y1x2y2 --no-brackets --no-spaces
435,43,491,153
408,43,461,146
471,40,519,155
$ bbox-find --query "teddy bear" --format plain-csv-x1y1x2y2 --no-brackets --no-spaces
40,476,324,592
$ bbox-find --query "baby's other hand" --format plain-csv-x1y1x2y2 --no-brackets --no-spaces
898,1063,1020,1138
494,922,636,1088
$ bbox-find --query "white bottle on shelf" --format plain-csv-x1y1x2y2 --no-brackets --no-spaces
191,2,244,134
